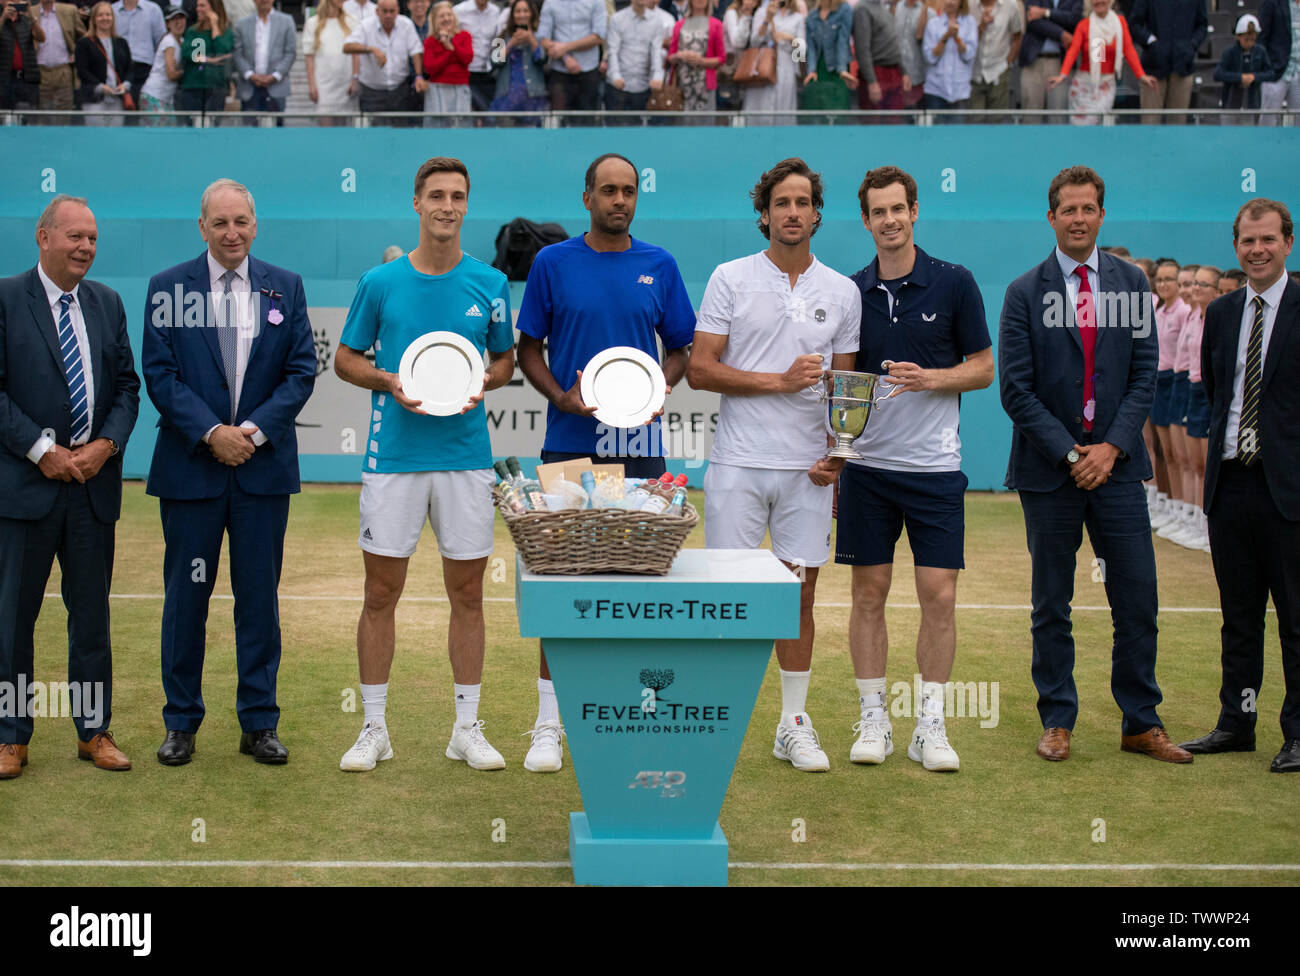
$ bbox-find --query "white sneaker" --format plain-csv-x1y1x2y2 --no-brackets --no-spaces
1148,502,1178,530
773,713,830,772
850,715,894,764
1168,520,1204,548
523,720,564,773
908,720,960,771
1157,513,1188,539
340,721,393,772
445,719,506,770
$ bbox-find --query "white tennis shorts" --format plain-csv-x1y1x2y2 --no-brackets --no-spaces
358,469,495,560
703,461,833,568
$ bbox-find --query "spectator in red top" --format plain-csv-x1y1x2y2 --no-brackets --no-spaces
423,0,472,122
1047,0,1153,124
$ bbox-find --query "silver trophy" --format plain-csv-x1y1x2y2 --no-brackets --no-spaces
820,367,903,460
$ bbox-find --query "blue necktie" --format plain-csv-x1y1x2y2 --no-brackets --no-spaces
58,293,91,444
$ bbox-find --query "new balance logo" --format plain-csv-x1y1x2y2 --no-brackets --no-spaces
465,304,483,317
637,275,654,285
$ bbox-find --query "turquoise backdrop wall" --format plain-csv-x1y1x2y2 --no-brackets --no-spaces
2,125,1295,488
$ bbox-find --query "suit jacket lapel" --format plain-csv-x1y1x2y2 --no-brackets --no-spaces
26,267,64,375
1262,279,1299,392
190,253,228,378
79,284,105,407
247,256,273,373
1042,254,1083,352
1222,289,1246,392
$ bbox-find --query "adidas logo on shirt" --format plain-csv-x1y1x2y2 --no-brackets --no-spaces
362,528,373,541
465,304,483,317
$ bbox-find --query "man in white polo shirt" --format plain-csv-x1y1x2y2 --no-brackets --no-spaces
687,157,861,773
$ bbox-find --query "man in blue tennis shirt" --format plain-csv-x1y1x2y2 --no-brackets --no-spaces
334,156,516,773
515,151,696,773
837,165,994,773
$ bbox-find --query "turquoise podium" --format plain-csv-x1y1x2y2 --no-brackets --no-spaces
515,548,800,886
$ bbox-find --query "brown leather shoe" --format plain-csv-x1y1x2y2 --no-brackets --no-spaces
77,731,132,771
1037,727,1071,761
0,743,27,779
1121,726,1193,764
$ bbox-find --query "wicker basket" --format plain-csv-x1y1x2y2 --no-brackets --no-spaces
495,491,698,575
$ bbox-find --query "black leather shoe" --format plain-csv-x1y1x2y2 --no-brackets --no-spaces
240,729,288,764
1270,738,1300,773
1178,728,1255,754
157,730,196,766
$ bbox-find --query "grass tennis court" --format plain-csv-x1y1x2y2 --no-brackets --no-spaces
1,483,1294,887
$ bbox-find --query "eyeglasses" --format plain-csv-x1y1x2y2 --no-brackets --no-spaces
1193,281,1217,288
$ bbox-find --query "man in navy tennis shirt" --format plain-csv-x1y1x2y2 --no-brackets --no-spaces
837,165,994,773
515,151,696,773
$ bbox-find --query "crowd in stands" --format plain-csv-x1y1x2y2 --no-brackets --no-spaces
2,0,1296,122
1116,244,1300,550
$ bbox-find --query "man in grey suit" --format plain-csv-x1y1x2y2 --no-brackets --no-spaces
0,195,140,779
233,0,295,118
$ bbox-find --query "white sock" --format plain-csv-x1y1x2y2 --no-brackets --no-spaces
780,668,810,724
453,683,480,727
1145,483,1156,504
1156,491,1168,506
536,678,559,724
360,682,387,727
1183,500,1195,521
919,680,946,727
856,677,887,720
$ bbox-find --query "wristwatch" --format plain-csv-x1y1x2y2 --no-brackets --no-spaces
106,438,119,456
1065,449,1080,464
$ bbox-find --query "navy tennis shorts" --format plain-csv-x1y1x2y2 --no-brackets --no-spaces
1170,371,1190,426
835,464,968,569
1185,381,1210,438
1151,369,1175,426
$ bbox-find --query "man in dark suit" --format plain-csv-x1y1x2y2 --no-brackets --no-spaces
0,194,139,779
999,165,1192,764
1180,199,1299,773
143,178,315,766
1019,0,1082,122
1128,0,1207,124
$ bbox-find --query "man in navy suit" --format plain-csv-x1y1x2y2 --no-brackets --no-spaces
143,178,315,766
1181,199,1300,773
0,195,139,779
999,165,1192,764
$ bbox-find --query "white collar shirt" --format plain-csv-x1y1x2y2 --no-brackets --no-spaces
204,252,267,445
346,15,422,89
1222,272,1287,457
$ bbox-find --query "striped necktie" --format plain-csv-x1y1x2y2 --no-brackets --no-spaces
216,269,239,424
58,293,91,444
1237,294,1264,466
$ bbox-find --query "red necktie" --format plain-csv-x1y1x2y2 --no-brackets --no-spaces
1074,265,1096,432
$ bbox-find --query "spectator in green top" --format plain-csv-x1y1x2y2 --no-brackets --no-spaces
178,0,232,113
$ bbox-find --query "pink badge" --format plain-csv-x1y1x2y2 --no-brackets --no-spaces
267,308,284,325
1084,399,1096,422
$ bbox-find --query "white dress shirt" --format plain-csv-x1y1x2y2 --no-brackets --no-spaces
1054,245,1099,311
346,14,422,89
202,252,268,446
453,0,503,73
254,13,272,76
1222,272,1287,458
28,264,96,462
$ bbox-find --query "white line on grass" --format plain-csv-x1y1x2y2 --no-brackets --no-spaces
45,594,1246,613
3,859,1298,872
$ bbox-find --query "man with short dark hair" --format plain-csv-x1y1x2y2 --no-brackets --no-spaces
1181,199,1300,773
999,165,1191,764
111,0,164,99
837,164,993,773
0,195,140,779
688,157,861,773
537,0,606,114
334,157,516,773
514,152,695,772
